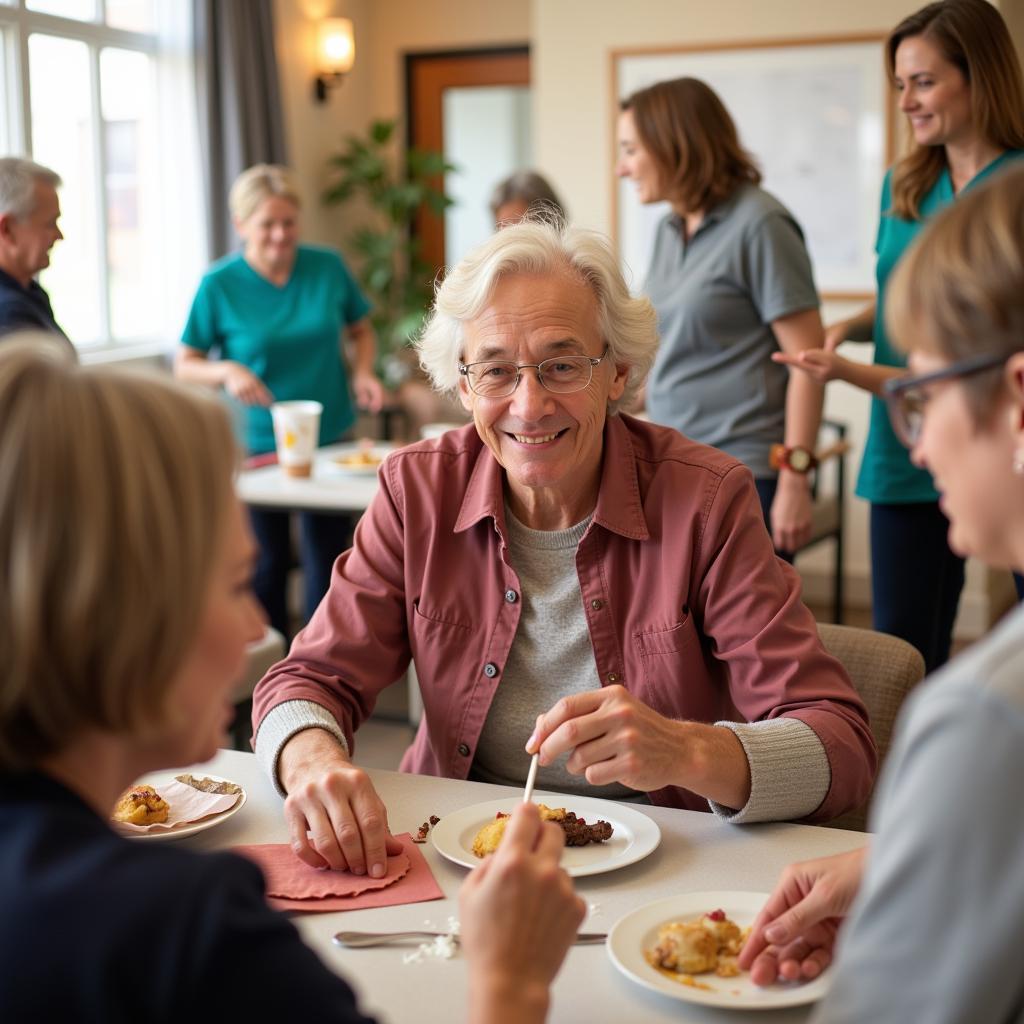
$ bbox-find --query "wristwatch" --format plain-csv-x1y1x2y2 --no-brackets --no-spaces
769,444,818,474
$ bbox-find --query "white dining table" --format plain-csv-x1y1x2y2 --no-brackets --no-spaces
186,749,866,1024
236,442,390,513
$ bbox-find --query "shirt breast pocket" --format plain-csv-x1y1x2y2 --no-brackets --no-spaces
631,614,719,720
409,600,473,693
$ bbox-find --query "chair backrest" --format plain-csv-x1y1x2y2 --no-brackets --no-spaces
817,622,926,831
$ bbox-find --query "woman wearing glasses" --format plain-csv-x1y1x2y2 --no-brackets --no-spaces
250,219,875,879
616,77,825,559
741,163,1024,1022
774,0,1024,659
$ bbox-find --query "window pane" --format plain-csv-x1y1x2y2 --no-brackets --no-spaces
100,46,158,341
29,33,103,344
26,0,96,20
105,0,154,33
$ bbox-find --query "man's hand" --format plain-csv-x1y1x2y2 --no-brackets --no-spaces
353,369,385,414
460,803,586,1024
278,728,402,876
770,471,813,552
527,686,751,807
223,362,274,406
739,846,867,986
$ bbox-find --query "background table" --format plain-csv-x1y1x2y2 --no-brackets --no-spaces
189,749,866,1024
236,442,388,513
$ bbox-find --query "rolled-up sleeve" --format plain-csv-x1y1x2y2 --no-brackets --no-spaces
695,463,877,822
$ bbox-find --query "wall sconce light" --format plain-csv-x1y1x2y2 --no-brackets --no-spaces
314,17,355,102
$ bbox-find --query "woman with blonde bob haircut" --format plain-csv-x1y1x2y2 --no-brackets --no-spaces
0,334,589,1023
617,77,827,560
742,163,1024,1022
777,0,1024,651
250,219,874,877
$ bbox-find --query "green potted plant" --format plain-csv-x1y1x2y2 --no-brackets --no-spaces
323,119,455,387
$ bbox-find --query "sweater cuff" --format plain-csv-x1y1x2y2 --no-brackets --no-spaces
709,717,830,824
253,700,350,797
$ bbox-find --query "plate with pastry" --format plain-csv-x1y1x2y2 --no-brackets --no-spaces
111,772,246,841
431,793,660,877
321,443,392,478
607,891,833,1009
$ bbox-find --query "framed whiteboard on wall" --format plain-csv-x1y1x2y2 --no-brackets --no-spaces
612,36,893,300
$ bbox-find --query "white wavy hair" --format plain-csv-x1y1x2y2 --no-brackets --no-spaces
415,219,658,415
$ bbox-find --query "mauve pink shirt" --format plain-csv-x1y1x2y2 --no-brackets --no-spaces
253,415,876,821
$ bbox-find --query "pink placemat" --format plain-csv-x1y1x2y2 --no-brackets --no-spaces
235,833,445,914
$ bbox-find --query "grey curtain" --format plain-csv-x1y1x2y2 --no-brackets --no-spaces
193,0,288,259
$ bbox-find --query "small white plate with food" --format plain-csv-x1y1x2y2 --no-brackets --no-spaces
607,891,832,1010
110,773,247,842
320,445,392,478
431,794,660,878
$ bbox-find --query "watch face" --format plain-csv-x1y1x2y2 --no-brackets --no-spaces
788,448,812,472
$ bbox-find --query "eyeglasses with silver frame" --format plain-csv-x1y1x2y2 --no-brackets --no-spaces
882,351,1008,448
458,348,608,399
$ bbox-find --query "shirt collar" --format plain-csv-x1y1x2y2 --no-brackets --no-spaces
454,414,650,541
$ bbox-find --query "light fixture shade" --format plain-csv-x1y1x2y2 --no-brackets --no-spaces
317,17,355,76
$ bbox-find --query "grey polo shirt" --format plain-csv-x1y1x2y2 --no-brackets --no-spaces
644,184,819,477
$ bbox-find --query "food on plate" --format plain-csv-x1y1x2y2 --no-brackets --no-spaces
645,909,748,980
175,773,242,796
471,803,614,858
413,814,441,843
334,443,382,469
112,784,170,825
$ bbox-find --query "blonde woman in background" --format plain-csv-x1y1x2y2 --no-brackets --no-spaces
177,164,385,638
742,163,1024,1024
0,336,583,1024
775,0,1024,646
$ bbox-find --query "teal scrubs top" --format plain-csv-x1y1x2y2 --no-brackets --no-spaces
856,151,1023,504
182,245,371,455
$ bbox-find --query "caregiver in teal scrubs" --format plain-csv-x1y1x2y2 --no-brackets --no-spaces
774,0,1024,669
177,164,384,638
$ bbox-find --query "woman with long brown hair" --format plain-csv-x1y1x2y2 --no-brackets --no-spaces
617,77,826,559
774,0,1024,661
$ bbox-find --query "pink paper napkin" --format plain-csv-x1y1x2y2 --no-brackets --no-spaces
235,832,444,913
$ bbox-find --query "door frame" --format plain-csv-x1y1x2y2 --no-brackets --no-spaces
405,46,530,273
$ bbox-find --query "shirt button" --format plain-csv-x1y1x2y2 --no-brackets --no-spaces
484,662,499,678
457,742,471,757
504,589,518,603
607,672,621,684
590,598,603,610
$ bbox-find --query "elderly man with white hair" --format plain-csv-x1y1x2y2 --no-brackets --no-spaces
0,157,67,342
252,219,876,881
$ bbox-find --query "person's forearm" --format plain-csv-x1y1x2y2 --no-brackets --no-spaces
468,978,549,1024
836,360,902,397
835,303,876,343
348,321,378,377
784,368,824,453
673,722,752,809
174,350,229,388
278,725,352,793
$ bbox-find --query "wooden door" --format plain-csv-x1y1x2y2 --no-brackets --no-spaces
406,47,530,273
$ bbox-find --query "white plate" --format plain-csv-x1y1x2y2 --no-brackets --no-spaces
112,773,247,842
607,891,832,1010
431,794,660,877
318,447,392,478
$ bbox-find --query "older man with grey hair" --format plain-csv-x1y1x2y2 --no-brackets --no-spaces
0,157,68,342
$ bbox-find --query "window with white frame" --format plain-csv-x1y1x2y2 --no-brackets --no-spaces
0,0,205,352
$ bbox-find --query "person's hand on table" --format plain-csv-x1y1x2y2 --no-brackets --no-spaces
460,802,586,1024
770,471,813,552
739,846,868,986
223,362,274,406
771,348,851,385
353,369,385,414
278,727,402,877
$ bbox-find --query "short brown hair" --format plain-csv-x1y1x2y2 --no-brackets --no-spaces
886,163,1024,423
886,0,1024,220
0,337,238,770
229,163,301,223
620,77,761,213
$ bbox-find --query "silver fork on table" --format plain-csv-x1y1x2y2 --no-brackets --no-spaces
333,930,607,949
